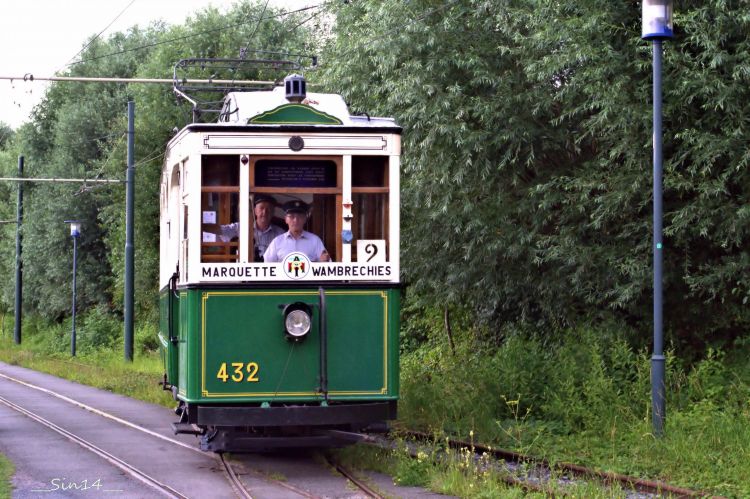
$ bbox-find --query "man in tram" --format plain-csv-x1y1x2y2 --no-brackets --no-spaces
263,200,330,262
220,194,284,260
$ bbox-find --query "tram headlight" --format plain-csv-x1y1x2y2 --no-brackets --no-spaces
283,303,312,341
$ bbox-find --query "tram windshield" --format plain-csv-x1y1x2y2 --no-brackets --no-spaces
198,154,394,281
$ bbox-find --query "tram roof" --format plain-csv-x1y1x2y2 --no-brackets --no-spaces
166,87,401,149
219,87,399,128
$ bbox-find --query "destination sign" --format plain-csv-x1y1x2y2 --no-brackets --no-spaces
199,262,394,282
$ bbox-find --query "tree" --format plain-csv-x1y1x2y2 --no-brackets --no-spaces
0,1,316,321
0,122,13,150
320,0,750,345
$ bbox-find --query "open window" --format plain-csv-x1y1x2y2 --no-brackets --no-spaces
250,156,341,262
201,155,239,263
352,156,389,262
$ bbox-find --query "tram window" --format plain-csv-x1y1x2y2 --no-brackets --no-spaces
201,155,240,263
351,157,389,262
352,193,389,261
250,156,342,263
352,156,387,187
310,194,337,261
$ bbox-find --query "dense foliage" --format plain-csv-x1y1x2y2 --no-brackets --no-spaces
1,0,748,349
320,0,750,346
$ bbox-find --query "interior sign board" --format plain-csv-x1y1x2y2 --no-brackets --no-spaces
255,159,337,188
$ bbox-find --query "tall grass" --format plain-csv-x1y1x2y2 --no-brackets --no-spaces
399,324,750,497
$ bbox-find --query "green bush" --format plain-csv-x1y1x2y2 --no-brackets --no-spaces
398,315,750,496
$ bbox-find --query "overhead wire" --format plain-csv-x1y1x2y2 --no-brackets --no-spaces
58,0,137,73
66,4,322,69
241,0,272,58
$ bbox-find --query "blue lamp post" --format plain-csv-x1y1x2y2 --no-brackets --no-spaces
642,0,673,436
65,220,82,357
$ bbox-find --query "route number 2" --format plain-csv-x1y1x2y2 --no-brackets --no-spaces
216,362,260,383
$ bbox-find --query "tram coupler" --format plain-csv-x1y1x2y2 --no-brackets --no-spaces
171,422,204,436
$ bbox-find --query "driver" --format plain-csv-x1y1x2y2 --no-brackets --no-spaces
263,200,330,262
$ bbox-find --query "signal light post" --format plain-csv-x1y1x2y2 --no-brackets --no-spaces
642,0,674,437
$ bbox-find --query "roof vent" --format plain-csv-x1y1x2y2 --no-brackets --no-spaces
284,74,307,103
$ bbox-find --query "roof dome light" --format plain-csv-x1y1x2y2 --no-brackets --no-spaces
284,74,307,103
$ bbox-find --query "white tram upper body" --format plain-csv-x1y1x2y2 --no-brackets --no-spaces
159,82,402,289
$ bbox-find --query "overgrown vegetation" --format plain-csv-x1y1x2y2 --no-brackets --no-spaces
335,442,626,498
394,308,750,498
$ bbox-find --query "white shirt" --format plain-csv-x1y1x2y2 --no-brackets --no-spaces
263,230,327,262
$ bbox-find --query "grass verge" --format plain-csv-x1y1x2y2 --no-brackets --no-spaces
0,337,172,409
0,454,13,499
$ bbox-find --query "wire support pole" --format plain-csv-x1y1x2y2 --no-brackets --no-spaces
124,102,135,362
14,156,23,345
651,39,666,437
0,177,124,183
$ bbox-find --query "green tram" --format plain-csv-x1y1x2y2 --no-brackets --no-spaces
158,71,402,451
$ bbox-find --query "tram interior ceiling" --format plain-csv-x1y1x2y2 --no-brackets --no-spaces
200,154,390,264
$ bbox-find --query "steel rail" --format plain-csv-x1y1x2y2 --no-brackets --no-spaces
325,454,385,499
0,394,188,499
404,430,713,498
220,454,254,499
0,370,321,498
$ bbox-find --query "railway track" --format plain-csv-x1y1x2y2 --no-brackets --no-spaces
0,393,189,498
0,369,389,499
325,453,386,499
397,430,713,498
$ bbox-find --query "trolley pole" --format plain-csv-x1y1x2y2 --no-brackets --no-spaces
14,156,23,344
124,101,135,361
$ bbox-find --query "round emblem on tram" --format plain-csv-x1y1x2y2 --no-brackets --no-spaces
282,252,311,280
289,136,305,151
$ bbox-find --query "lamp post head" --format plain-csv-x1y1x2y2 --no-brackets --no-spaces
65,220,82,238
642,0,674,40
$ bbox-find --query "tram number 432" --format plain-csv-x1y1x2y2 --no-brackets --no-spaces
216,362,260,383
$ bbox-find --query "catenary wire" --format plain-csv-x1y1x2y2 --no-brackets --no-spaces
66,4,322,69
241,0,272,57
58,0,137,73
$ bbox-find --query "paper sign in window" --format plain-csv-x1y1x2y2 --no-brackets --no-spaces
202,211,217,224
